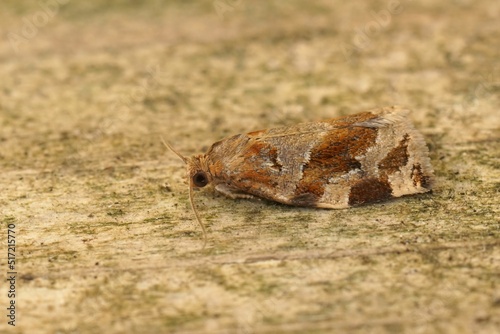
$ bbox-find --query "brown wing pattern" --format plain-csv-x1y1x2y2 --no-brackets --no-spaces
203,107,433,208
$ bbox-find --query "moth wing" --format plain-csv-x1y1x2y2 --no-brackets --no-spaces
208,106,433,208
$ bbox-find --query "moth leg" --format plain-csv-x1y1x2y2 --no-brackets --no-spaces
215,184,257,200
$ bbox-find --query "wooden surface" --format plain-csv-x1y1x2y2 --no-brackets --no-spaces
0,1,499,333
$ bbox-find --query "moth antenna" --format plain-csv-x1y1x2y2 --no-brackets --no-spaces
161,136,188,164
189,182,208,249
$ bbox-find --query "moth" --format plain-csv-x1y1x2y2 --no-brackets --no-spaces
166,106,434,244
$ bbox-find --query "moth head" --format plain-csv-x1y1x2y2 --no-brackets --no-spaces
162,137,208,248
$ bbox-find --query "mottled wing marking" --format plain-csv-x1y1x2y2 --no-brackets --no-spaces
319,107,432,207
411,163,432,189
378,134,410,174
232,140,280,190
204,106,433,208
293,126,377,202
345,106,433,204
348,177,393,205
